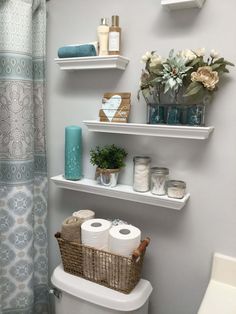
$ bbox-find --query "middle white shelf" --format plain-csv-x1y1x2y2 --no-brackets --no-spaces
83,120,214,140
51,174,190,210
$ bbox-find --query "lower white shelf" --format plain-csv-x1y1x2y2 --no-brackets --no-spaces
51,175,190,210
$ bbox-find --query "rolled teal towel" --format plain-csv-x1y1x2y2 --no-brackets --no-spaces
58,44,97,58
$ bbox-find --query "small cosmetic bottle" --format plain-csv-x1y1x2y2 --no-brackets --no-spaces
109,15,121,55
97,18,109,56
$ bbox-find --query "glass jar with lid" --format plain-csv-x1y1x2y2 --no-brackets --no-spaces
133,156,151,192
167,180,186,199
150,167,169,195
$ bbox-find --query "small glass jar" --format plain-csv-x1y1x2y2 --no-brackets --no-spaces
133,156,151,192
167,180,186,199
150,167,169,195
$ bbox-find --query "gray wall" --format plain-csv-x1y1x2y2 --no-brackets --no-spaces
46,1,236,313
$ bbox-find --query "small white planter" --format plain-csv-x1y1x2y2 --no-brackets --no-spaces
98,169,120,188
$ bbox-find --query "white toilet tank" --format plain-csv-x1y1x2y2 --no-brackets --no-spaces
51,265,153,314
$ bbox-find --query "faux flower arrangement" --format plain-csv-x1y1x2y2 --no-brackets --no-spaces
139,48,234,105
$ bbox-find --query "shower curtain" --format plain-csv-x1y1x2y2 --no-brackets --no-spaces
0,0,49,313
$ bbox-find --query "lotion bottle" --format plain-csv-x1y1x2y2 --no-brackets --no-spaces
109,15,121,55
97,18,109,56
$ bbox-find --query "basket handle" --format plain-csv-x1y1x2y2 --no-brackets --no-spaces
55,232,61,239
132,237,150,261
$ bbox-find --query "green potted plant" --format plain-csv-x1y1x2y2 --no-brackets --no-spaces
90,144,128,187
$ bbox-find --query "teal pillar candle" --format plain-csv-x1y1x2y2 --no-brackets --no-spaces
65,126,82,180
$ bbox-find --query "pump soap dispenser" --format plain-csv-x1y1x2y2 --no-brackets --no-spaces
97,18,109,56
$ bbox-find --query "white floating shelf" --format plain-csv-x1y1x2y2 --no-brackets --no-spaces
83,121,214,140
161,0,205,10
55,55,129,70
51,175,190,210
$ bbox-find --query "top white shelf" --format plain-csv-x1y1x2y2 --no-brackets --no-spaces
161,0,205,10
54,55,129,71
83,121,214,140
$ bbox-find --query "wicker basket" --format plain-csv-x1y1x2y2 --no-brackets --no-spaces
55,232,150,294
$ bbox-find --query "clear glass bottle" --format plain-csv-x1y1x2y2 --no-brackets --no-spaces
150,167,169,195
133,156,151,192
167,180,186,199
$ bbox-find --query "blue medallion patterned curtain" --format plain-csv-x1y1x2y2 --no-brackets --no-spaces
0,0,49,313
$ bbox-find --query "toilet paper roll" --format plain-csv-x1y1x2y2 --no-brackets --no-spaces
109,224,141,257
81,219,111,282
81,218,112,250
61,216,82,243
72,209,95,221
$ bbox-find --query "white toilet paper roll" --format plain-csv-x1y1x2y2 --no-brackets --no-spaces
72,209,95,221
81,218,111,250
81,219,111,282
109,224,141,257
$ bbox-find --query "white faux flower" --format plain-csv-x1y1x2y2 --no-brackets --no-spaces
141,51,152,63
179,49,197,62
195,48,205,57
149,54,162,67
210,49,220,59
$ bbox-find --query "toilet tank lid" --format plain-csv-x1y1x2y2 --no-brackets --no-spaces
51,265,153,311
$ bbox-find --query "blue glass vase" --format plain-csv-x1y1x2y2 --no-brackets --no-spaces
147,104,165,124
166,105,181,125
187,104,205,126
65,126,82,180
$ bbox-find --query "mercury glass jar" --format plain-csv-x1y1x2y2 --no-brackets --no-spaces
167,180,186,199
133,156,151,192
150,167,169,195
